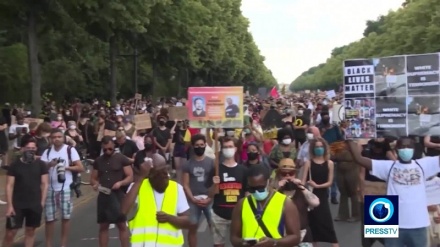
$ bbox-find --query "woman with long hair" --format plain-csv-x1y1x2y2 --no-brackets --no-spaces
301,137,339,247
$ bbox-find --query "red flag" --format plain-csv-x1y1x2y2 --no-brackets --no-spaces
270,86,279,98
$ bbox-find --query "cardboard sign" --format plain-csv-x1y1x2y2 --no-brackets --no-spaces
24,118,44,125
104,129,116,137
134,114,152,129
168,107,188,120
134,93,142,100
364,181,387,195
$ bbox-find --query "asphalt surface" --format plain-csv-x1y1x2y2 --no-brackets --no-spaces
11,196,384,247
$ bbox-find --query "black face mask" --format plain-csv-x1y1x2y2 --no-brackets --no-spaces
321,118,330,124
159,121,166,126
144,143,154,151
22,150,35,163
193,147,206,156
247,152,259,161
283,181,298,191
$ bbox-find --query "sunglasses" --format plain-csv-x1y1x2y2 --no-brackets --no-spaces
280,171,295,177
248,185,267,193
103,148,114,152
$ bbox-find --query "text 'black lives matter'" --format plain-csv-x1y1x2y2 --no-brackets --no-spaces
407,53,440,96
344,59,375,99
375,97,408,137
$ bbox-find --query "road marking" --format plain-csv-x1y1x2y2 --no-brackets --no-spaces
82,237,119,241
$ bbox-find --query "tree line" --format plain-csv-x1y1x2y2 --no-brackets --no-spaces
289,0,440,91
0,0,277,116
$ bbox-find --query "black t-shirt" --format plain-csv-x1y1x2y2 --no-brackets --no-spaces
116,139,139,158
293,115,310,140
212,163,248,220
7,159,48,209
172,128,185,145
152,127,171,148
362,140,390,182
225,104,239,118
0,116,8,153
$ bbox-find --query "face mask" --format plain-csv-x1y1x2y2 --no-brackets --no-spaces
247,152,259,161
314,147,325,156
144,143,154,151
57,117,62,121
194,147,206,156
252,187,269,201
282,139,292,145
298,110,304,115
226,131,235,137
65,112,70,116
222,148,235,158
306,133,314,140
159,121,166,126
321,118,330,124
22,150,35,163
398,148,414,162
116,106,120,110
69,125,76,130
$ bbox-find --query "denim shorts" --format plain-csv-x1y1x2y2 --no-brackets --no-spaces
188,201,212,225
384,227,428,247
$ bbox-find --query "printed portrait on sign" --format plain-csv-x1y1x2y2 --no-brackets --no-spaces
192,96,206,117
373,56,407,97
344,98,375,139
224,96,240,119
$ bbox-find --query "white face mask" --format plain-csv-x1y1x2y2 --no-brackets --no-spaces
298,110,304,115
69,125,76,130
222,148,235,158
65,112,70,115
57,116,62,121
282,139,292,145
306,133,314,140
226,131,235,137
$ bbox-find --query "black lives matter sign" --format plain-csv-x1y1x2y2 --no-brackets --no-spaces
344,60,375,99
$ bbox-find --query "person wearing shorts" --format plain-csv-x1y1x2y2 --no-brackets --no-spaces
3,135,48,247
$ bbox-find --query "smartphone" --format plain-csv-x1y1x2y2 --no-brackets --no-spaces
245,239,257,246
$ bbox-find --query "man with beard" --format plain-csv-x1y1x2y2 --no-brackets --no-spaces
122,153,190,247
91,136,133,247
192,98,206,117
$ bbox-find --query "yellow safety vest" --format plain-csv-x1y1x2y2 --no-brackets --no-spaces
128,179,184,247
241,191,286,240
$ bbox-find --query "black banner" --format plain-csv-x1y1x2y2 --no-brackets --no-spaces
375,97,407,137
344,60,375,99
407,53,440,96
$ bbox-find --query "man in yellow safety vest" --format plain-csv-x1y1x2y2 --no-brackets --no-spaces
230,164,301,247
121,153,190,247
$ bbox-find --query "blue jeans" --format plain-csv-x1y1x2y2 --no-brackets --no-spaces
330,166,338,199
384,227,428,247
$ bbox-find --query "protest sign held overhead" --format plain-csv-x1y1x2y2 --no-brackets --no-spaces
187,86,244,128
344,52,440,138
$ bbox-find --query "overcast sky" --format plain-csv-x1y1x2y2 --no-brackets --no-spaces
241,0,404,85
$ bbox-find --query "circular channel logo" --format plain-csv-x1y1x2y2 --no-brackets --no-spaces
369,198,394,223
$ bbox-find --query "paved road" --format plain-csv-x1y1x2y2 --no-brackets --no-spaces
11,197,384,247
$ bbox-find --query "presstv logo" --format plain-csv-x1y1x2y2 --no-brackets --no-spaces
364,195,399,238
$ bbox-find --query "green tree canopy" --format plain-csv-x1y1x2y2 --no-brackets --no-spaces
290,0,440,91
0,0,276,107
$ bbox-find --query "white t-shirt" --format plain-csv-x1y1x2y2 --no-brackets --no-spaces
128,182,189,214
9,123,29,148
41,144,81,191
371,156,440,229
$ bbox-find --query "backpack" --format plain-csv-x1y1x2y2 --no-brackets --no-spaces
46,145,73,165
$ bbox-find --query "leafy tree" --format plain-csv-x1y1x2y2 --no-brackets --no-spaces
290,0,440,91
